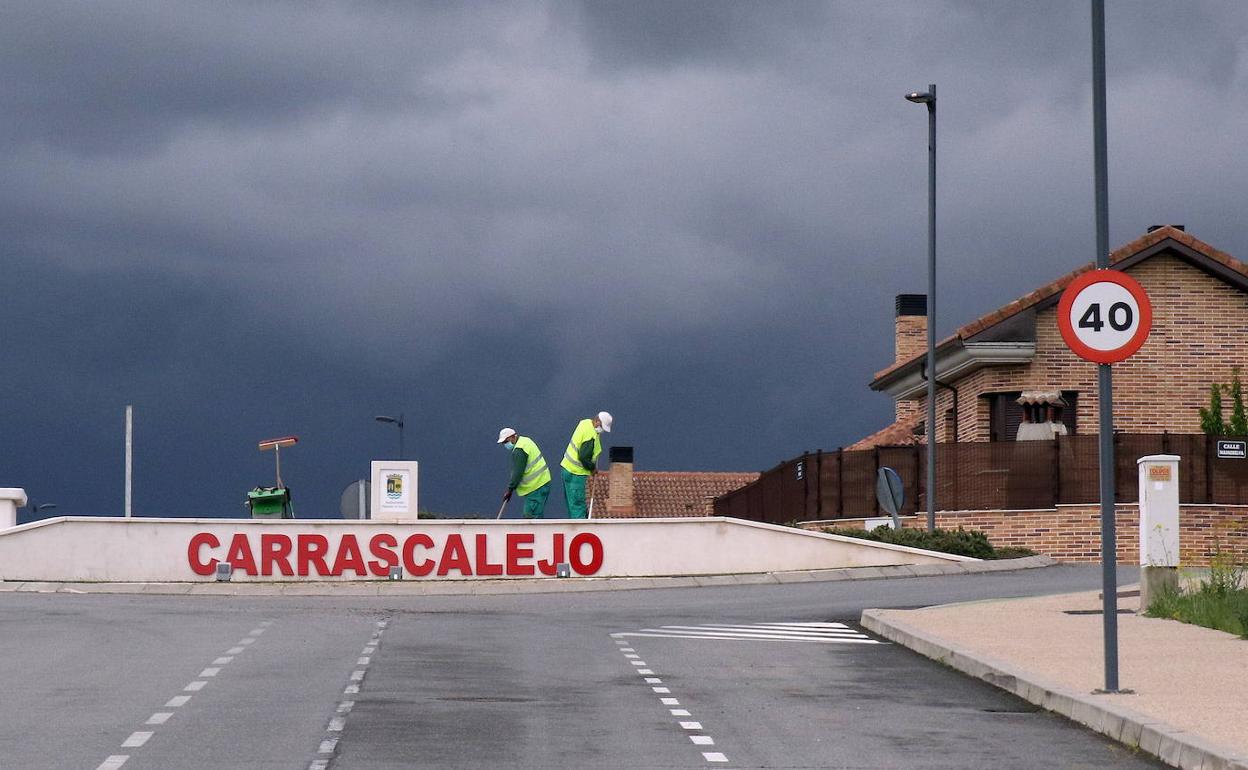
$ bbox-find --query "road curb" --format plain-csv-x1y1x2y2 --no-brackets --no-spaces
860,608,1248,770
0,554,1057,597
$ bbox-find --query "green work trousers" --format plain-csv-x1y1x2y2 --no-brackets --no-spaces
561,468,589,519
523,482,551,519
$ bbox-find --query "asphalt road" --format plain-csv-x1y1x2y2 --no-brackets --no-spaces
0,566,1164,770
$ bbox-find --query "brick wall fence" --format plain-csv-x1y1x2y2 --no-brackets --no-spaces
812,505,1248,566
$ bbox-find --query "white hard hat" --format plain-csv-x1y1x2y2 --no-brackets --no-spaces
597,411,613,432
497,427,517,443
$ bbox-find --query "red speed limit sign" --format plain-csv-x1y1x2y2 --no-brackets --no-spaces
1057,269,1152,363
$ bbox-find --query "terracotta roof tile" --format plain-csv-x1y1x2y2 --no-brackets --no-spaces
845,412,924,451
587,471,760,517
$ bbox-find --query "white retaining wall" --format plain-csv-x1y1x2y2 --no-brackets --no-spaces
0,516,970,583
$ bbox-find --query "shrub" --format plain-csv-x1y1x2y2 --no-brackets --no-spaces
821,525,1031,560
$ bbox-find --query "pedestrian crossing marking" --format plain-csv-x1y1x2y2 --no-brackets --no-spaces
613,622,883,645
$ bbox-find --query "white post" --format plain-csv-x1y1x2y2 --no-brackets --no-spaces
0,488,27,529
125,405,133,518
359,479,368,520
1138,454,1181,609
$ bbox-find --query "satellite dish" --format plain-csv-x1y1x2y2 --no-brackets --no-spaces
875,467,904,528
340,479,371,520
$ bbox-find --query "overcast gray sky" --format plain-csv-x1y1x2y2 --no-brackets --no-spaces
4,0,1247,518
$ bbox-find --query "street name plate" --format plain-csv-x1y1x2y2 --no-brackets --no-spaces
1216,439,1246,459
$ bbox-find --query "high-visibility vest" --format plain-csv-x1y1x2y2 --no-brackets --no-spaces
560,418,601,476
514,436,551,496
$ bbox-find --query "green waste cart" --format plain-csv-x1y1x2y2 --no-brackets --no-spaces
247,486,293,519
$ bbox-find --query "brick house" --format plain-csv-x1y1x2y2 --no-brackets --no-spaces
586,447,758,518
856,225,1248,448
718,226,1248,564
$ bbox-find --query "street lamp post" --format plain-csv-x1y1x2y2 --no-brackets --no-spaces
906,83,937,533
375,413,405,459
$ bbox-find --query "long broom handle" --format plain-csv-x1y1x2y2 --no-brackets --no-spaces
495,498,508,519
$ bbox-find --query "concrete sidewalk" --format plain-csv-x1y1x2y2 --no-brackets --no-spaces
864,589,1248,770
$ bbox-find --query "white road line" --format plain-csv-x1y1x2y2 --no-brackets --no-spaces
620,647,635,652
703,751,728,762
651,625,868,638
212,657,234,665
691,735,715,745
755,621,850,628
226,646,245,655
350,670,365,681
624,653,640,659
309,761,329,770
328,717,345,732
337,701,355,714
670,708,691,716
680,721,703,730
184,681,207,692
660,697,680,705
318,738,339,754
614,639,628,644
239,638,256,645
630,661,646,666
165,695,191,708
96,755,128,770
363,646,376,654
622,631,880,645
645,677,662,684
637,668,655,674
199,667,221,677
344,684,360,694
121,732,152,748
145,713,172,725
653,687,670,693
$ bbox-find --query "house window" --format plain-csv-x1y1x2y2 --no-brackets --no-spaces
987,391,1078,441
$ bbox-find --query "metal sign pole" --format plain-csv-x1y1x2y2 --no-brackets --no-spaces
1091,0,1120,693
125,405,133,518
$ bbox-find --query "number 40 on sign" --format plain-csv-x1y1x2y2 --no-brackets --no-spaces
1057,269,1152,364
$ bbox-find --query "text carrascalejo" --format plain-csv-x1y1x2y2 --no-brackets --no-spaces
187,531,605,578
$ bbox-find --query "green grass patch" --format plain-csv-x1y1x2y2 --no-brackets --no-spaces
1144,557,1248,638
820,525,1035,560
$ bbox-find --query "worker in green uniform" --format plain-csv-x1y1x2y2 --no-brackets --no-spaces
498,427,552,518
559,411,612,519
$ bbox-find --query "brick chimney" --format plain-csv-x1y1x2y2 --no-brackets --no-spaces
606,446,635,516
895,294,927,421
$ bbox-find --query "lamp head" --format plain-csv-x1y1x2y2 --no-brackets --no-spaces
905,91,934,104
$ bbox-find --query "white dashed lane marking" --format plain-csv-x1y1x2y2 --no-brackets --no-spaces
610,620,878,765
614,635,730,764
121,732,152,748
307,616,390,770
90,618,275,770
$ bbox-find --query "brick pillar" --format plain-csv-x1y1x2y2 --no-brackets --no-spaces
607,446,635,516
894,294,927,421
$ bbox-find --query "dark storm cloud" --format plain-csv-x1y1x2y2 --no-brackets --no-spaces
4,1,1248,518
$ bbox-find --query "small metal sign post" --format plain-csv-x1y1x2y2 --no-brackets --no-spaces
875,467,905,529
1058,267,1151,695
